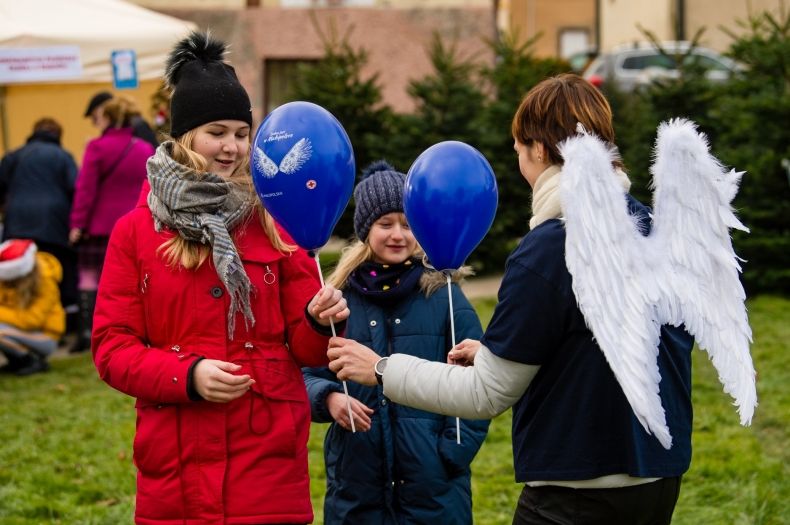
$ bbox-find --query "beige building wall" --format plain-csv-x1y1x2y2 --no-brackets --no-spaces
0,81,160,160
600,0,786,52
686,0,785,51
599,0,673,51
129,0,489,8
157,6,494,124
509,0,596,57
374,0,490,6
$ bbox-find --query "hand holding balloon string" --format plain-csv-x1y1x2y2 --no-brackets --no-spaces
447,339,482,366
312,250,357,433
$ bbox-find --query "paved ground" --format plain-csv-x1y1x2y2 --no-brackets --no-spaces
460,274,502,300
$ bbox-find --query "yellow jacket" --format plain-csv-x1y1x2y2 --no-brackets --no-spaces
0,252,65,340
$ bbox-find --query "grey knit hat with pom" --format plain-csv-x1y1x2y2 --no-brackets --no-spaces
353,160,406,241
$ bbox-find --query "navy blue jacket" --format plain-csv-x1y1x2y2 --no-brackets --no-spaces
0,133,77,247
303,275,489,524
482,196,694,482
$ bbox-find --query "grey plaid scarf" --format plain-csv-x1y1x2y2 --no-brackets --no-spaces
147,142,255,339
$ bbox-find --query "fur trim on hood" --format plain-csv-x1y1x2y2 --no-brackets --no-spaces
419,265,475,297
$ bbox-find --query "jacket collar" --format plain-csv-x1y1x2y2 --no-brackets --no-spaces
26,130,60,146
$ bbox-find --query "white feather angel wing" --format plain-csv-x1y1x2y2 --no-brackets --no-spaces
559,133,673,448
650,119,756,426
278,138,312,174
558,119,757,450
253,146,279,179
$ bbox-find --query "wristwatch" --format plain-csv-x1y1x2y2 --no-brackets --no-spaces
374,357,389,386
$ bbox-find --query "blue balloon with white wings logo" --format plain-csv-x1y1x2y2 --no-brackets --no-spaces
404,141,498,271
251,101,355,250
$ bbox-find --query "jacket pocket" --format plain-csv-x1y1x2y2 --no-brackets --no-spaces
133,400,179,478
246,346,309,457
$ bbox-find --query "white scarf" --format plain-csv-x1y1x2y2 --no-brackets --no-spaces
529,164,632,229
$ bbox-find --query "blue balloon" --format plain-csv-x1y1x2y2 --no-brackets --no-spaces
404,141,498,271
251,101,355,251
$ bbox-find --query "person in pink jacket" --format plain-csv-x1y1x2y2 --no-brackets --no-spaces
92,31,349,524
69,95,154,352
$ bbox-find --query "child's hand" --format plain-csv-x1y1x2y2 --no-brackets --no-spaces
194,359,254,403
308,285,350,327
447,339,481,366
327,392,374,431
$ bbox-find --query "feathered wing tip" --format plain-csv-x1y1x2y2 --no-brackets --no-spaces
653,118,749,232
361,160,397,179
165,30,227,89
650,117,757,428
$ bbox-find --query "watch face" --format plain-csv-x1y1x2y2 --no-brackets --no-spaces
376,357,388,375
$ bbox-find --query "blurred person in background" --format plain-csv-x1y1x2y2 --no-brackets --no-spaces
84,91,159,148
70,95,155,352
0,239,64,376
0,118,78,344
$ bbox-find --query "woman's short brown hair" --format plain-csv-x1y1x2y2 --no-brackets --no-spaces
33,118,62,140
511,73,616,166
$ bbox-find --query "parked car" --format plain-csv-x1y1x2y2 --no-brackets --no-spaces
583,41,741,91
567,48,599,74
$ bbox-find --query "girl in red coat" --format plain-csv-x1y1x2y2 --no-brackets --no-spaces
92,31,349,525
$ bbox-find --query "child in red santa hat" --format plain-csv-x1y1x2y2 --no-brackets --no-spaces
0,239,65,375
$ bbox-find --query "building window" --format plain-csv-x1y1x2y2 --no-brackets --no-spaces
263,58,318,115
558,28,590,59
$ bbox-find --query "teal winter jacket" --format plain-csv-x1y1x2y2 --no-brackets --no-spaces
303,270,489,524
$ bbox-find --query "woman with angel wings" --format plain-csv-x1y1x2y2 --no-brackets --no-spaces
327,73,756,524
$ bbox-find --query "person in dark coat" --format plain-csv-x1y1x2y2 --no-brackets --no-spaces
0,118,79,330
303,161,489,524
85,91,159,149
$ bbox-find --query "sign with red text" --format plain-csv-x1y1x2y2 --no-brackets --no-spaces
0,46,82,84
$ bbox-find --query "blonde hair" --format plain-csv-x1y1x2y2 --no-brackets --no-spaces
2,264,39,309
327,241,373,289
327,240,426,289
102,95,142,129
158,130,295,270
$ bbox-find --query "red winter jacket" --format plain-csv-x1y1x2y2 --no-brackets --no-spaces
93,185,330,524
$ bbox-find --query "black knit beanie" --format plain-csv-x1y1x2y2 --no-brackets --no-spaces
353,160,407,241
164,31,252,138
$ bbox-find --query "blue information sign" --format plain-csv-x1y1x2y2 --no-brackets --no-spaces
111,49,138,90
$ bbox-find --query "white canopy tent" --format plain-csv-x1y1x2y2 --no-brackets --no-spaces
0,0,196,155
0,0,196,83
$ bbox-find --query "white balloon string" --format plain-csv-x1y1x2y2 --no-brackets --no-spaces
446,272,461,445
314,251,356,433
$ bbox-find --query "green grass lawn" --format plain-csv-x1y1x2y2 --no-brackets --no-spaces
1,296,787,524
